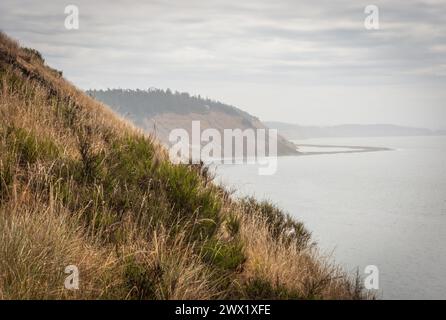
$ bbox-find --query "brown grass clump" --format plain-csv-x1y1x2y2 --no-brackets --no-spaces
0,31,370,300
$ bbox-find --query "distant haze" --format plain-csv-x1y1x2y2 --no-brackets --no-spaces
266,122,446,140
1,0,445,129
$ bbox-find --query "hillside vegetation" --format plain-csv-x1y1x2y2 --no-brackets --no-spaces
87,89,299,156
87,88,254,119
0,32,367,299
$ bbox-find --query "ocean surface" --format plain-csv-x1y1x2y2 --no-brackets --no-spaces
215,136,446,299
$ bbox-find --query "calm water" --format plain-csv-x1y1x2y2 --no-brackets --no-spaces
215,136,446,299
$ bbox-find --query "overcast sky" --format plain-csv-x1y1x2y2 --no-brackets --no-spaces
1,0,445,128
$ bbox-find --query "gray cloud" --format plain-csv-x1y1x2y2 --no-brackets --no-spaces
1,0,445,128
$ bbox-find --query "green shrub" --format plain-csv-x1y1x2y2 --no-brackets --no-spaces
100,135,157,216
225,213,240,237
66,131,221,240
124,256,163,300
157,162,221,239
202,238,245,271
6,127,59,166
104,135,154,186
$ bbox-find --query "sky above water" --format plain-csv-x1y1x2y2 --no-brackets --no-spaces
1,0,445,129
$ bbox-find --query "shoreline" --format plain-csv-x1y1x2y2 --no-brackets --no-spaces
295,143,392,156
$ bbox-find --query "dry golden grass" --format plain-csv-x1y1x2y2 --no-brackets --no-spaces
0,195,118,299
0,31,369,300
237,212,368,299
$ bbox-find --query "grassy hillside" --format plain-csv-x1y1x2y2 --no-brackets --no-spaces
87,88,255,119
0,32,367,299
87,89,299,156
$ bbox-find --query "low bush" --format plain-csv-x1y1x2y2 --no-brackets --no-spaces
157,162,221,240
240,197,311,249
6,127,59,166
202,238,245,272
124,255,162,300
